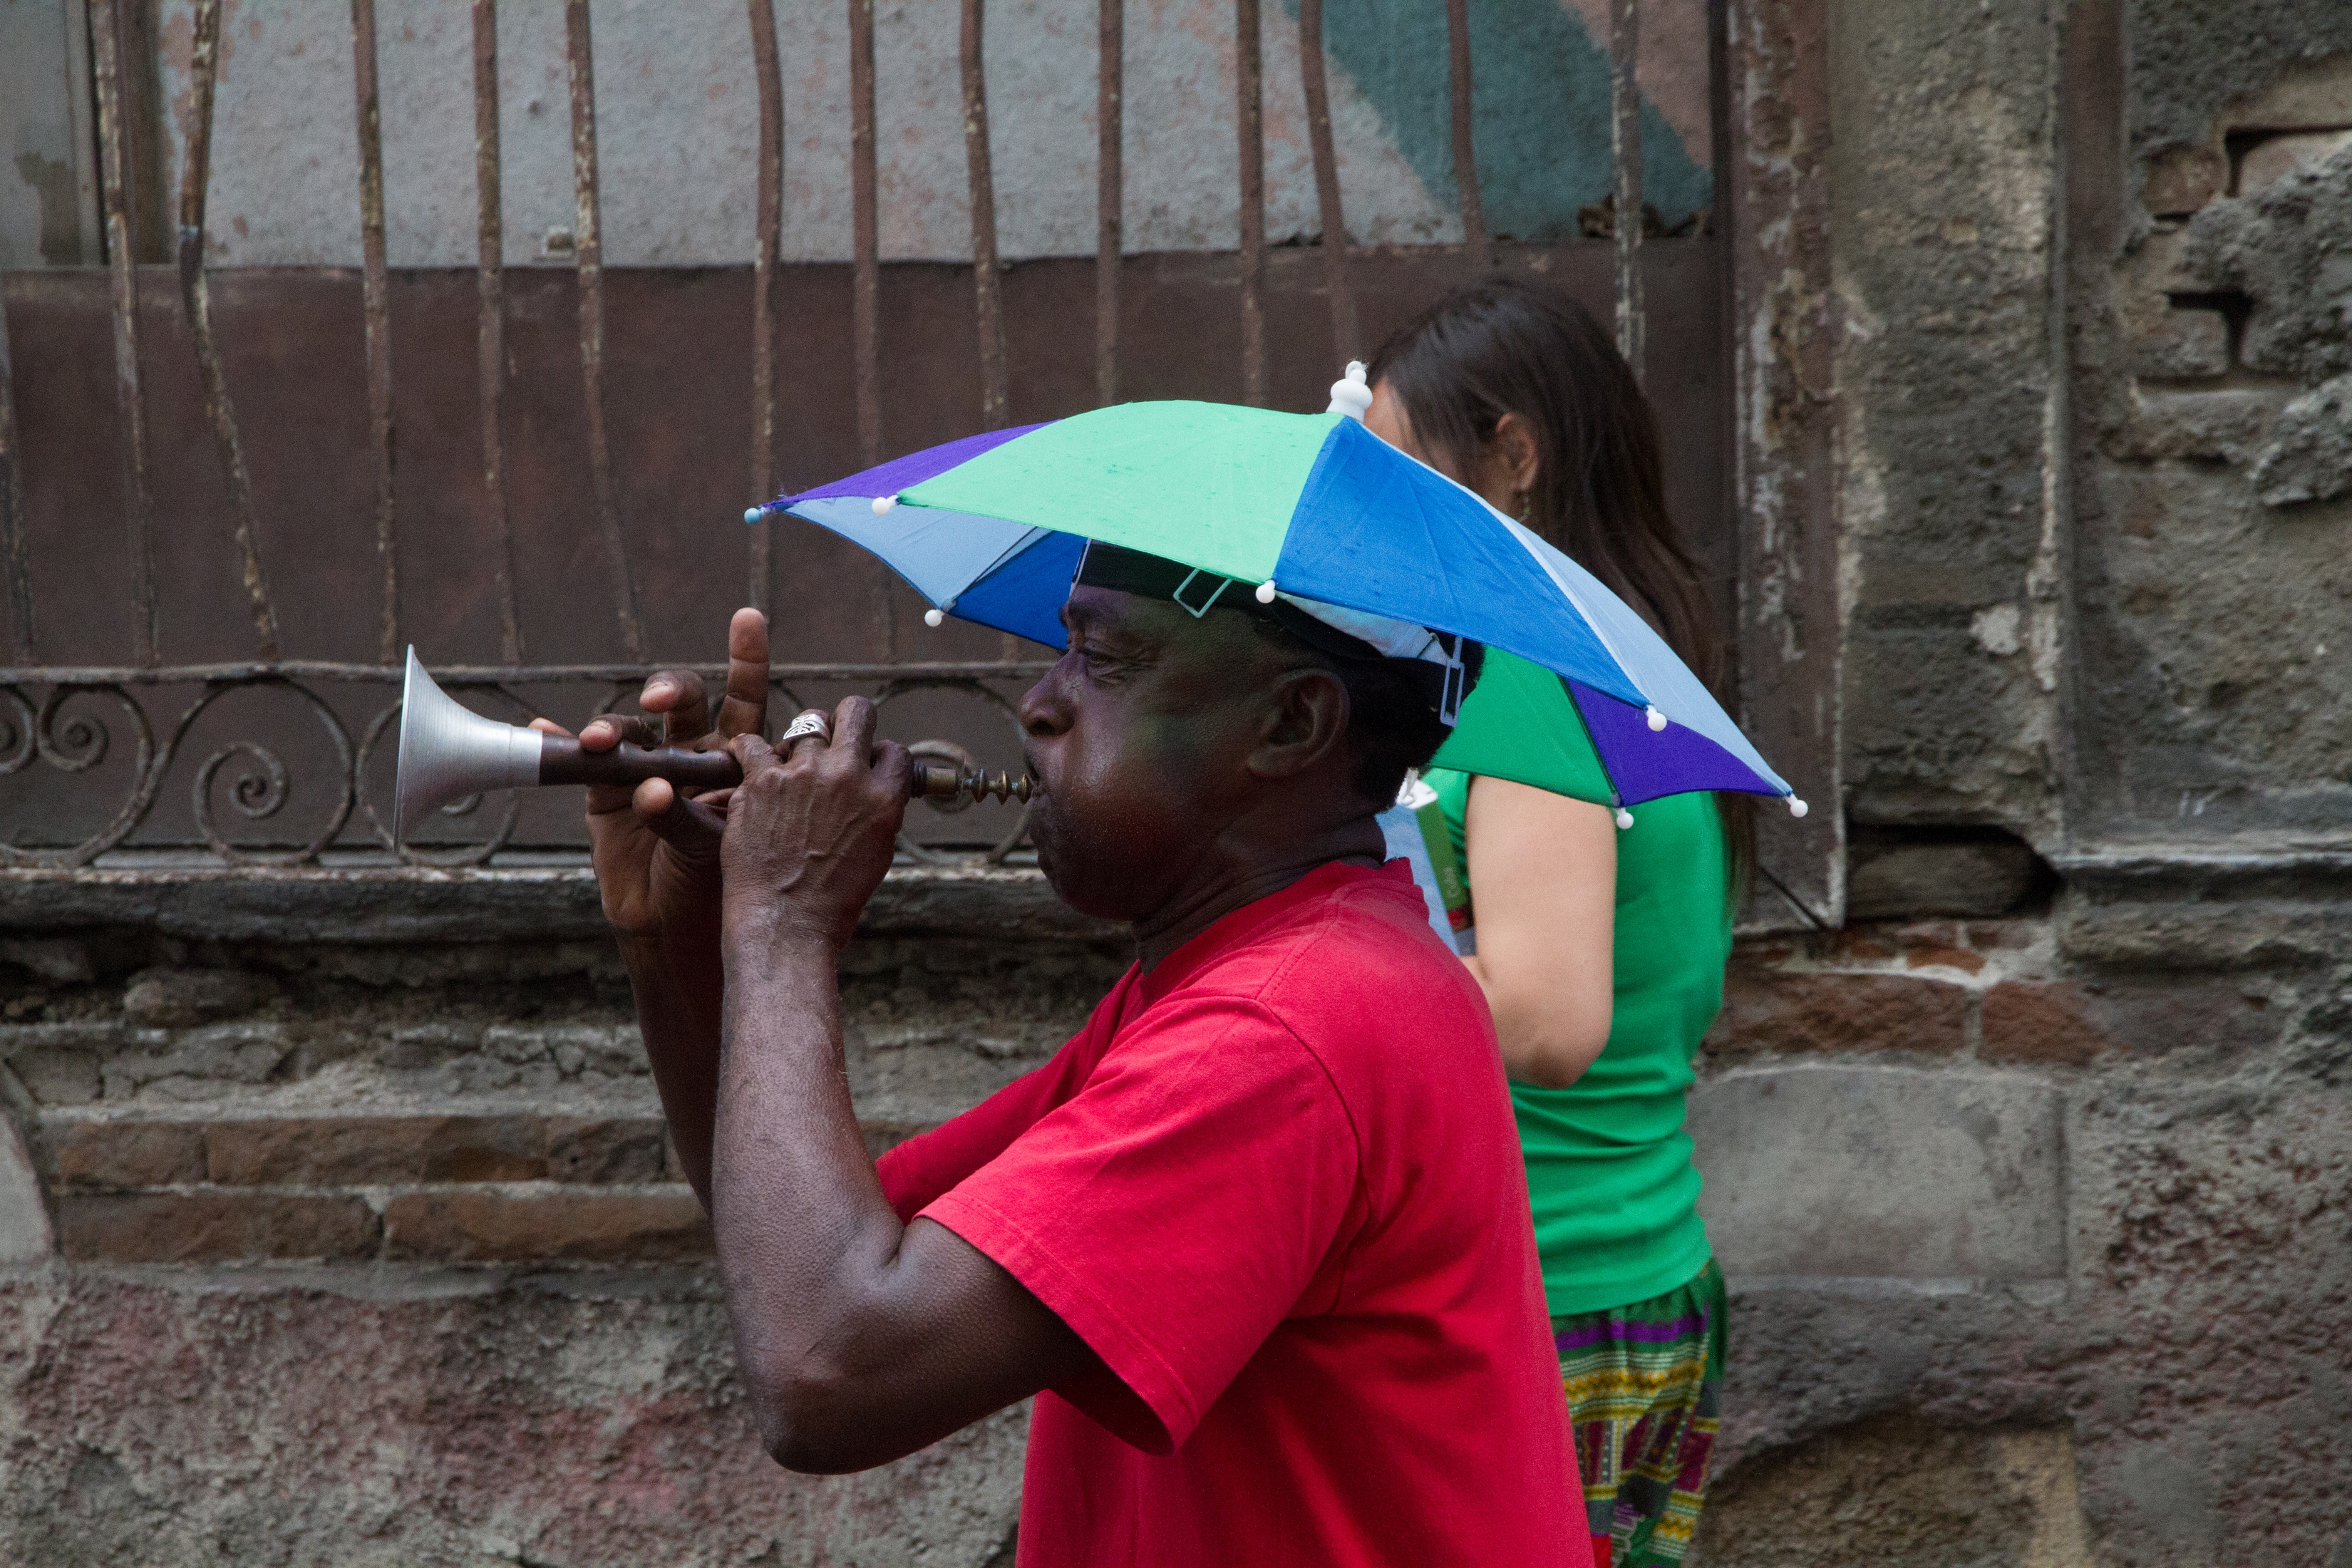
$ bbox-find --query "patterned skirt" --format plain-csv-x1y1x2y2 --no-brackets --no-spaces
1553,1259,1727,1568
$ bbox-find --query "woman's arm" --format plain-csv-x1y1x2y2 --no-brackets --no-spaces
1460,775,1619,1089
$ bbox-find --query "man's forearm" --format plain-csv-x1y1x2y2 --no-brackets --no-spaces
713,922,929,1464
713,918,1092,1474
620,916,725,1205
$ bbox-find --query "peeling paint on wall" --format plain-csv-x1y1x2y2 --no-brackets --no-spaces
110,0,1716,269
1276,0,1713,240
0,0,101,268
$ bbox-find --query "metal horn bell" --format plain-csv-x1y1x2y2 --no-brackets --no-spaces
393,649,541,842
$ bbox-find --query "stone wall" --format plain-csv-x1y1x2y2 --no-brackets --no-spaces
1,0,2349,1564
1691,872,2352,1566
2080,41,2352,843
0,867,1125,1567
3,852,2345,1565
1703,0,2352,1560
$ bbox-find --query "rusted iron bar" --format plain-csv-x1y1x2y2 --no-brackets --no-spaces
1609,0,1646,382
181,0,281,663
119,0,169,263
1095,0,1123,406
962,0,1011,429
474,0,522,663
849,0,882,465
0,661,1055,686
0,286,27,663
746,0,784,619
1444,0,1488,271
1296,0,1356,361
565,0,644,664
93,0,157,667
1234,0,1265,406
352,0,401,665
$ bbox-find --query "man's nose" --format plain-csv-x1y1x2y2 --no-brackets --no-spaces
1018,661,1074,738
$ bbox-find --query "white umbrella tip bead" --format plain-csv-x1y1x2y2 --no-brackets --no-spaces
1326,385,1372,421
1254,581,1278,604
1614,808,1635,830
743,505,766,525
1788,796,1810,818
1645,706,1667,732
872,494,899,515
923,607,946,628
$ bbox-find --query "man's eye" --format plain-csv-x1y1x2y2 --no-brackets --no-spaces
1079,648,1133,681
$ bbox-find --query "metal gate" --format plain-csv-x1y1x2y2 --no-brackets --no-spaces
0,0,1836,922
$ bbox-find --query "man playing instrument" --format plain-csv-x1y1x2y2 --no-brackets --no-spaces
542,548,1583,1567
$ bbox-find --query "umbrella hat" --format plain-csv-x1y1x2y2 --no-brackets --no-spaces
762,401,1799,813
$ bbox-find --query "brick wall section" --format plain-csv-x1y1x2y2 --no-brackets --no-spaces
29,1098,997,1266
39,1110,701,1264
0,914,1130,1269
381,1188,712,1264
1703,916,2284,1074
9,912,2137,1265
4,908,2254,1267
54,1192,383,1264
1703,918,2109,1066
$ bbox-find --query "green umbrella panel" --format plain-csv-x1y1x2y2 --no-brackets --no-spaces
1425,646,1615,805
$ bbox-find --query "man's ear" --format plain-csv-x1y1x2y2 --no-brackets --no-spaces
1246,666,1352,781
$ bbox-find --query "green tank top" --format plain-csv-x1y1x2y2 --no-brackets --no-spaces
1425,665,1733,1316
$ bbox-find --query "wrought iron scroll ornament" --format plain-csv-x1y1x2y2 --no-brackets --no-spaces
0,665,1048,869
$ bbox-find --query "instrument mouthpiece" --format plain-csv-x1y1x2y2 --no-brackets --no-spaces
912,763,1039,806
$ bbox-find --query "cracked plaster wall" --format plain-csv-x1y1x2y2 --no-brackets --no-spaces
1778,7,2352,1556
1827,0,2069,840
2068,18,2352,842
1835,0,2352,848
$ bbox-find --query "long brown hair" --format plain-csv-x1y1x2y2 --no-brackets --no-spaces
1367,274,1754,896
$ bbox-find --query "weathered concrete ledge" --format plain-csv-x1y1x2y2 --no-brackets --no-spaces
0,860,1124,945
2051,845,2352,900
10,841,2346,949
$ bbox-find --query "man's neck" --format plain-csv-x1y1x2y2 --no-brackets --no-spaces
1128,813,1388,973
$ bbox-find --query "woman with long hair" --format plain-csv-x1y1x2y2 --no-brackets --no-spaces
1363,275,1748,1568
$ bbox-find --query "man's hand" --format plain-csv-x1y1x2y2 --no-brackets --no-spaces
536,606,770,939
721,695,914,953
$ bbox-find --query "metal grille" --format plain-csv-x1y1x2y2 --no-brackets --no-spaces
0,0,1668,872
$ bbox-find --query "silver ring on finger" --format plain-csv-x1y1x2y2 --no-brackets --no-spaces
779,708,832,751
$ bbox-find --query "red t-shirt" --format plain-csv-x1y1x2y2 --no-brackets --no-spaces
877,862,1584,1567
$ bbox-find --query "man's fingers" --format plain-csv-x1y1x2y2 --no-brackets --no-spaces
642,669,711,748
530,717,572,740
718,607,770,740
580,713,656,814
580,713,657,754
731,731,778,778
828,695,880,760
869,737,915,800
633,776,726,849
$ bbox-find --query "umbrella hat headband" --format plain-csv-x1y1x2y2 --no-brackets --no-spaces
1073,542,1477,726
